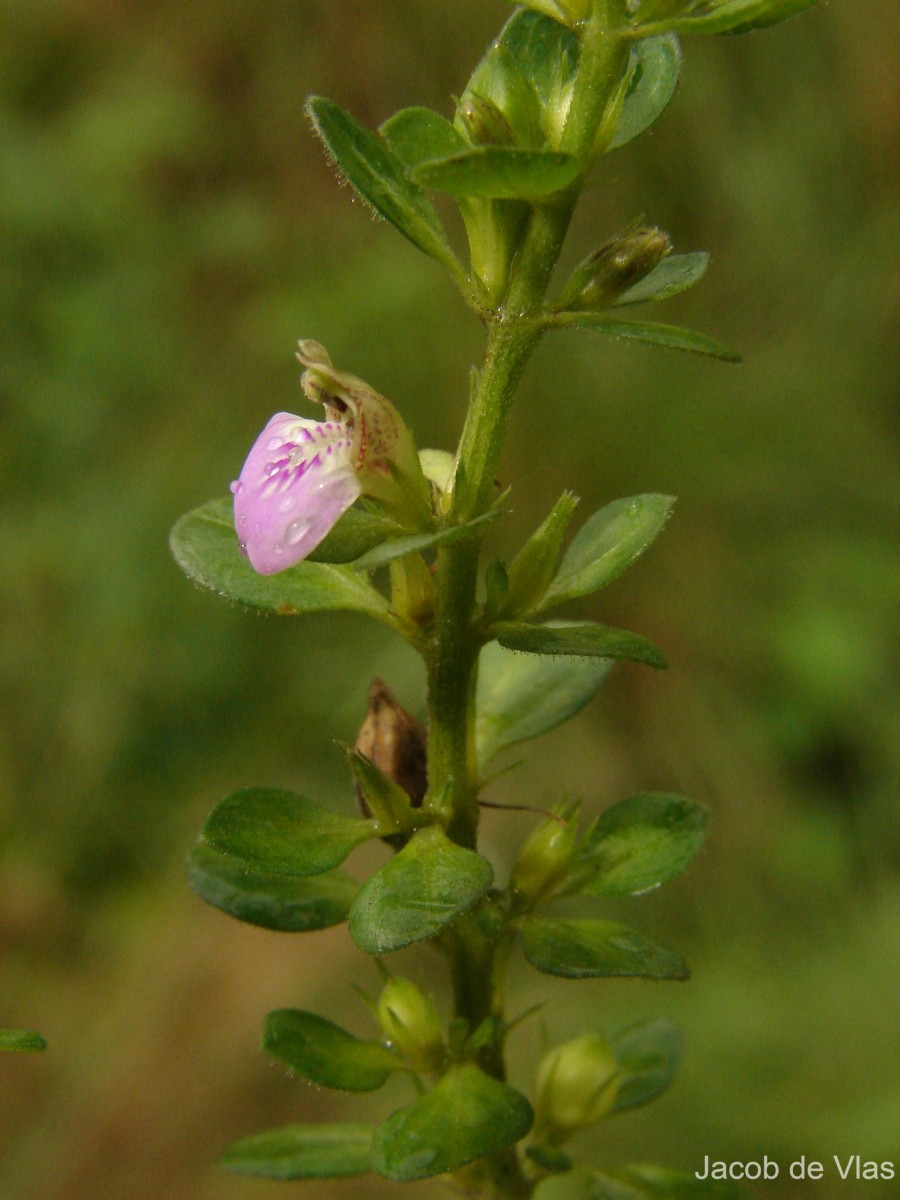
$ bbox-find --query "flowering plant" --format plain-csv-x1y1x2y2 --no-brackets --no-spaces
171,2,821,1195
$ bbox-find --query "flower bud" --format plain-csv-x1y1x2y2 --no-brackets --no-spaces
457,93,516,147
377,977,443,1071
511,801,580,905
354,679,427,814
534,1034,620,1145
557,226,672,311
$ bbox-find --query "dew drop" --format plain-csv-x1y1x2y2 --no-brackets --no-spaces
266,436,283,451
229,479,242,495
238,541,249,558
274,544,284,556
263,461,280,477
285,518,312,546
278,497,296,514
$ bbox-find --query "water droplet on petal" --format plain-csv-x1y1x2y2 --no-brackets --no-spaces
266,436,283,451
229,479,242,495
285,518,312,546
274,544,284,556
263,461,281,477
238,541,249,557
278,497,296,514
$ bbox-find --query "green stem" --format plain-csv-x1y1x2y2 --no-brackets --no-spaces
423,7,631,1194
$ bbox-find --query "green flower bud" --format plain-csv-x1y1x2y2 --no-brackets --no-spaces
511,801,580,905
556,226,672,311
457,93,516,147
534,1034,620,1145
377,978,443,1071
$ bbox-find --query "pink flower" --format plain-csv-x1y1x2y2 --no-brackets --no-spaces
233,341,426,574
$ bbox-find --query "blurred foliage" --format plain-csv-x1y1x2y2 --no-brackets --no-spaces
0,1,897,1197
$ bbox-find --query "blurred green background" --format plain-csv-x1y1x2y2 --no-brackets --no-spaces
1,1,897,1196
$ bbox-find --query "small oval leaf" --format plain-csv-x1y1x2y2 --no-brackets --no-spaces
609,35,681,151
349,826,493,954
577,793,707,896
220,1123,372,1180
495,621,668,670
200,788,377,877
476,635,612,769
380,107,468,168
263,1010,398,1092
414,147,580,199
609,1018,683,1113
521,917,690,980
170,498,392,619
372,1063,533,1181
540,494,675,611
306,95,459,270
613,252,709,307
188,843,358,931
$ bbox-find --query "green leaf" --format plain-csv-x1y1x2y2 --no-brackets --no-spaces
521,917,689,980
170,498,392,620
499,9,578,114
220,1123,372,1180
609,1018,683,1113
540,494,675,611
306,95,459,271
617,1164,749,1199
613,252,709,306
609,35,681,151
0,1029,47,1053
263,1010,398,1092
187,843,357,932
372,1063,533,1181
349,826,493,954
200,788,377,877
308,505,406,564
646,0,821,37
476,635,612,768
561,316,741,361
577,793,707,896
380,107,468,168
352,504,501,572
495,621,668,670
414,148,580,200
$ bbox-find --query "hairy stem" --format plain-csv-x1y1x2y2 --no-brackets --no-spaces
425,7,631,1194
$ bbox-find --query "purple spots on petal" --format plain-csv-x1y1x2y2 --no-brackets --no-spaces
233,410,362,574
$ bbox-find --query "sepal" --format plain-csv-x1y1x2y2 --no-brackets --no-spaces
501,492,579,617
